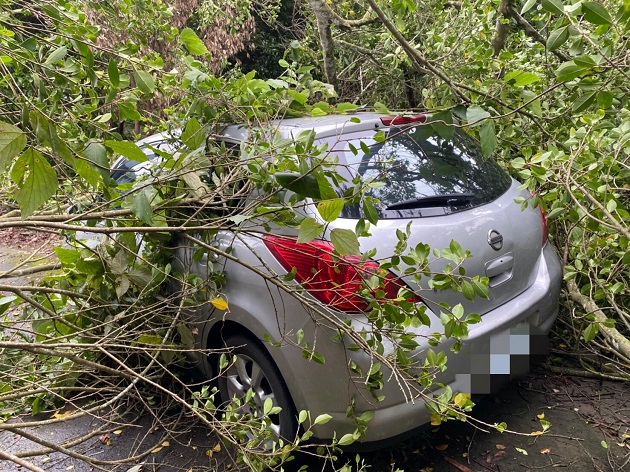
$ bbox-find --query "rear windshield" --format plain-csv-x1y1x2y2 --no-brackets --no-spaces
328,125,512,219
110,141,169,184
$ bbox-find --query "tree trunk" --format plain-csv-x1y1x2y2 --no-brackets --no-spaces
491,0,511,56
308,0,337,89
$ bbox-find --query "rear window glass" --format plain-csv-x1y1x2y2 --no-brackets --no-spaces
111,141,168,184
328,125,512,219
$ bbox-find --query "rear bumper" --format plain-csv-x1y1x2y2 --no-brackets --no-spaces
315,243,562,444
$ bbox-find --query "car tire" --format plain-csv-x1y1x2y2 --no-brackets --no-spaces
216,334,298,445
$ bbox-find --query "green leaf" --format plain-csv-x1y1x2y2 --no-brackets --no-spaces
317,198,345,222
495,422,507,433
363,198,379,225
337,433,356,446
546,26,569,52
275,172,336,200
180,28,209,55
13,149,58,217
74,158,102,189
297,217,324,243
360,140,371,156
373,130,386,143
541,0,564,15
108,59,120,88
0,295,17,316
466,106,490,126
310,107,328,117
298,410,308,424
133,68,155,95
336,102,359,113
263,397,273,415
461,281,475,301
574,55,597,68
131,189,153,225
44,45,67,65
267,78,288,89
128,267,153,288
582,2,612,25
82,141,109,179
181,117,205,149
451,303,464,319
176,323,195,349
504,71,540,87
521,0,537,14
0,121,27,173
105,140,148,162
109,249,128,275
302,349,326,364
330,228,360,255
596,91,613,109
472,279,490,299
555,60,593,82
116,275,130,298
138,334,163,345
118,102,142,121
374,102,390,114
572,92,596,113
429,111,454,140
32,396,45,415
54,247,81,264
313,413,332,425
479,121,497,158
582,322,599,342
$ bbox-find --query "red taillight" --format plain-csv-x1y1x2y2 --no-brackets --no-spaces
263,236,418,312
380,114,427,126
539,206,548,246
531,192,549,246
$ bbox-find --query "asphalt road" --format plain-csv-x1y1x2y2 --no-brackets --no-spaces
1,366,628,472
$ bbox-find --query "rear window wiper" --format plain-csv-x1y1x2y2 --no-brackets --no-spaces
386,193,475,211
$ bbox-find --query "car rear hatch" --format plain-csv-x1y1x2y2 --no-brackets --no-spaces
326,121,545,316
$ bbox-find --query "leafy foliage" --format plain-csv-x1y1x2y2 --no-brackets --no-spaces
2,0,629,470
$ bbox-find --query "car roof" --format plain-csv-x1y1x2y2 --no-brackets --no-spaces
219,112,388,142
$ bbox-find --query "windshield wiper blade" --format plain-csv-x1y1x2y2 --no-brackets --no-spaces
386,193,475,211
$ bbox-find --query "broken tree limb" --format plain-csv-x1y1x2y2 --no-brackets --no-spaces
566,279,630,361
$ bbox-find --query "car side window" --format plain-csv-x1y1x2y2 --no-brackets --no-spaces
203,139,246,215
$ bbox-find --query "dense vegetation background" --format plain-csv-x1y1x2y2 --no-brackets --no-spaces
0,0,628,470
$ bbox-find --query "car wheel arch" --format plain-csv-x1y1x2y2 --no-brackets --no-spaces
207,322,301,443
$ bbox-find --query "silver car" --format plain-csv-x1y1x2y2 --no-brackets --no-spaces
117,113,562,445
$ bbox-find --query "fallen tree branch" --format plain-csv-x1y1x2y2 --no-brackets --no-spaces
507,5,570,62
0,449,46,472
566,279,630,361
